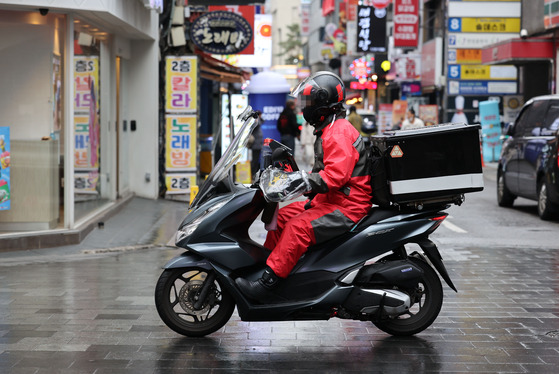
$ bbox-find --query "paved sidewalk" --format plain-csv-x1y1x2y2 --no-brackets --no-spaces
0,197,188,266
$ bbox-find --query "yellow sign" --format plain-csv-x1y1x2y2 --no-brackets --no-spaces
165,115,197,171
235,161,252,184
460,18,520,33
165,173,197,195
456,65,517,80
165,56,197,112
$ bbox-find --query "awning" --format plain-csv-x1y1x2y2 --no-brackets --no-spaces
481,37,555,65
195,50,251,84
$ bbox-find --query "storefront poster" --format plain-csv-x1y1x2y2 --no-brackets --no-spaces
377,103,393,134
0,127,11,210
391,100,408,128
74,56,99,113
74,170,99,195
165,56,198,113
165,173,197,194
165,115,197,171
74,115,96,170
419,105,439,127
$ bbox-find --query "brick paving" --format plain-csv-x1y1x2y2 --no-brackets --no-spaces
0,197,558,373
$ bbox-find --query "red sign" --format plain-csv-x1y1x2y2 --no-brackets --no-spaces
350,81,377,90
371,0,391,9
323,0,335,16
208,5,255,54
393,0,419,48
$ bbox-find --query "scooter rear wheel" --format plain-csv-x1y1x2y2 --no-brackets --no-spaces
155,268,235,337
372,257,443,336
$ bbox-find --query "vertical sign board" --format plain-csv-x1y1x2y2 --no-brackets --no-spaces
165,56,198,195
74,56,100,195
479,100,502,163
0,127,10,210
357,5,387,53
393,0,419,48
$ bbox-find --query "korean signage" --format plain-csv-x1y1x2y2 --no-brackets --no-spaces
357,5,387,53
74,56,99,113
165,173,197,194
165,56,197,113
448,80,517,95
448,49,482,64
0,127,11,210
192,7,254,55
448,64,517,80
394,0,419,48
74,56,100,195
449,17,520,33
165,115,197,171
448,32,516,49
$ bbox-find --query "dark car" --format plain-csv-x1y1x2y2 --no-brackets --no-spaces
497,95,559,220
357,109,377,134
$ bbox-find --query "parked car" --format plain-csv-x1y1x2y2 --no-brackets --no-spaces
357,109,377,134
497,95,559,220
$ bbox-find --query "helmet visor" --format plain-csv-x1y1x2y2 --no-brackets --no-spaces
290,75,320,109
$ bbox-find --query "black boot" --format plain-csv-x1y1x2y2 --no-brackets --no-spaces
235,267,280,302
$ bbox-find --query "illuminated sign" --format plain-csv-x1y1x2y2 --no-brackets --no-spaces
350,81,377,90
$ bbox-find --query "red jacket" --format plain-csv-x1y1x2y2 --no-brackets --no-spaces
307,118,372,222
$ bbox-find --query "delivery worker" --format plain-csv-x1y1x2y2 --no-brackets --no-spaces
236,71,372,301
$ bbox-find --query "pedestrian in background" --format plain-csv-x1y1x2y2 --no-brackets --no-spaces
347,105,365,136
401,108,425,130
276,100,299,154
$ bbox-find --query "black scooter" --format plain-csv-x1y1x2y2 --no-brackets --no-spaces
155,107,460,337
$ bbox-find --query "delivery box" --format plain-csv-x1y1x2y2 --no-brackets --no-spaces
370,123,484,207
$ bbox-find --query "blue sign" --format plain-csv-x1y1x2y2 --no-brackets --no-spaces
479,100,502,163
249,93,287,142
449,17,462,32
448,64,461,79
448,80,517,95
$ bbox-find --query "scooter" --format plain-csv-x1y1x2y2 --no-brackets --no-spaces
155,107,461,337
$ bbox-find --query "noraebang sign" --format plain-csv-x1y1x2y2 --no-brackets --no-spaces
191,11,253,55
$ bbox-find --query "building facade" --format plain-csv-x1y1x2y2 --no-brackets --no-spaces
0,0,160,248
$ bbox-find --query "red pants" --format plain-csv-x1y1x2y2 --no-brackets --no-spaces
264,200,354,278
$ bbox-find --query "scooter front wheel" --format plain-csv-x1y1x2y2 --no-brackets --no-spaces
155,267,235,337
372,257,443,336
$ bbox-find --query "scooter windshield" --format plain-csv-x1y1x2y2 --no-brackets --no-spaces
190,106,257,208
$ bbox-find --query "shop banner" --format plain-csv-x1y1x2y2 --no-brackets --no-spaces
0,127,11,210
165,173,197,194
165,56,198,113
165,115,197,171
74,56,99,113
479,100,502,162
391,100,408,129
394,0,419,48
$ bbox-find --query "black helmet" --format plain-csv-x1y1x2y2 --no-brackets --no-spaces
291,71,345,125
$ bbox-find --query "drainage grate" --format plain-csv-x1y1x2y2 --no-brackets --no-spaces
545,330,559,339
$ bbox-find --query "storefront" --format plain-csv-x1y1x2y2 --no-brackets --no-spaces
0,2,160,249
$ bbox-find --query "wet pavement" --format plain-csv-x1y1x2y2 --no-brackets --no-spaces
0,195,558,373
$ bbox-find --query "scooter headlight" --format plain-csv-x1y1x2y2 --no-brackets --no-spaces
175,199,229,244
